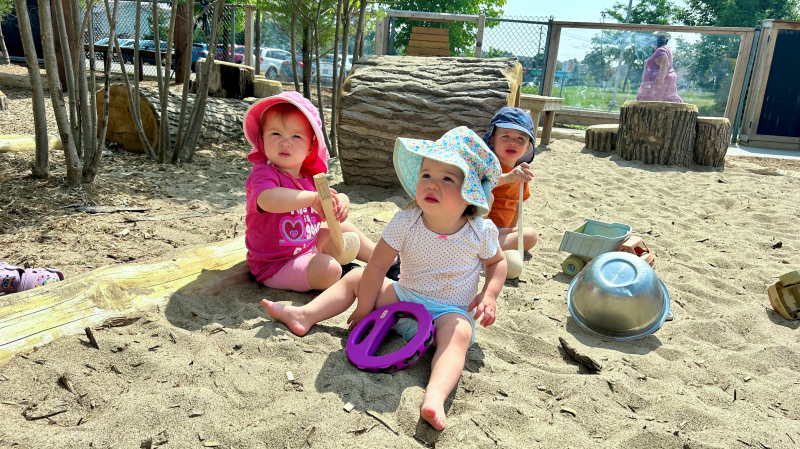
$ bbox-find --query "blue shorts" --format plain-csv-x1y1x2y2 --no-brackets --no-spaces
391,283,476,345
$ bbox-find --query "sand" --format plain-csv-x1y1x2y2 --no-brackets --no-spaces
1,139,800,449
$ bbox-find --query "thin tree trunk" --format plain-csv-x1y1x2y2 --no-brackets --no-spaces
52,0,79,158
128,0,157,158
88,11,98,164
181,0,225,163
354,0,367,60
155,0,178,163
301,22,312,98
173,0,195,163
0,21,11,64
82,0,119,184
37,0,81,186
289,1,300,92
336,2,353,92
74,0,96,164
14,0,50,178
328,0,342,156
311,2,332,155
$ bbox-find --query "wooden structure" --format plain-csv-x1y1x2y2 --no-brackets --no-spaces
585,124,619,152
616,101,698,167
407,27,451,56
100,85,249,154
518,94,564,145
192,58,255,100
376,10,487,57
0,239,250,366
254,78,282,98
337,56,522,186
694,117,731,167
739,20,800,151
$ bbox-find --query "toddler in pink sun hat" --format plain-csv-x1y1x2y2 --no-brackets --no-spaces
243,91,382,292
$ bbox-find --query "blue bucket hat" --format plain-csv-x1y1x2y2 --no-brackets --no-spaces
394,127,501,217
483,107,536,164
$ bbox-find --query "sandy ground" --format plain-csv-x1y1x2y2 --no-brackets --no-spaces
2,62,800,448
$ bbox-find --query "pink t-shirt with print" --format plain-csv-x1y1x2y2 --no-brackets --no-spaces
245,163,322,282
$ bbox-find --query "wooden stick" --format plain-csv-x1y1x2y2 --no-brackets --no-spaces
59,373,77,395
559,337,602,372
517,181,524,257
312,173,344,252
84,327,99,349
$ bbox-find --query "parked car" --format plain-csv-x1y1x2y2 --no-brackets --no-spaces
89,38,133,61
258,48,291,79
189,42,209,71
319,54,352,79
140,41,175,66
216,44,243,64
280,53,316,80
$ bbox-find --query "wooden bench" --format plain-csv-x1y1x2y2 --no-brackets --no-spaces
406,27,450,57
518,94,564,145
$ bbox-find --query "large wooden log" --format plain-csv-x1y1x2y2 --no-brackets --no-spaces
99,85,249,154
617,101,698,167
585,124,619,152
694,117,731,167
337,55,523,186
192,58,254,100
0,239,250,366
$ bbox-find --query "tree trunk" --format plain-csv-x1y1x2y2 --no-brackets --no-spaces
289,2,300,92
101,84,248,154
157,0,179,163
585,124,619,152
37,0,81,187
254,78,282,97
0,238,249,366
13,0,50,178
0,23,10,64
693,117,730,167
301,22,312,98
193,59,254,99
616,101,698,168
51,0,78,156
338,56,523,186
329,0,342,156
354,0,368,61
172,0,195,163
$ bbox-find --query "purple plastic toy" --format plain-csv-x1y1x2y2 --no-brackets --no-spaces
346,302,436,374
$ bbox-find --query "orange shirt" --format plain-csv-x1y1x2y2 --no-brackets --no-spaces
487,162,530,229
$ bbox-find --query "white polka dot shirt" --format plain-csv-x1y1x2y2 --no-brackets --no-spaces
381,208,500,307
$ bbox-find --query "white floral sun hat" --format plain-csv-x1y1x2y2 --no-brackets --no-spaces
394,126,501,217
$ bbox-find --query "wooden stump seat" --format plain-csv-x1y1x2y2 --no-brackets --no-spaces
694,117,731,167
617,101,698,167
585,124,619,152
254,78,282,98
193,58,254,100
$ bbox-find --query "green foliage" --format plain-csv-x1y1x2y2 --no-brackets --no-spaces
0,0,13,20
603,0,679,25
144,5,171,41
259,0,338,52
677,0,799,27
482,46,513,57
385,0,506,56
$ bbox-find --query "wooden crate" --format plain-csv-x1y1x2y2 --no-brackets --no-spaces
407,27,451,57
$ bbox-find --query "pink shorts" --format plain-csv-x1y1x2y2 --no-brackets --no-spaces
263,247,318,292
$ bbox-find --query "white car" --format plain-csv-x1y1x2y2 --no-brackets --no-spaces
258,48,291,80
319,54,353,79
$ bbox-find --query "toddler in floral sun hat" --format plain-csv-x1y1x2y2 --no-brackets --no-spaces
263,126,507,431
242,91,382,293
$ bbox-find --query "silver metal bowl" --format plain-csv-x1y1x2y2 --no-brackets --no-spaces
567,251,670,340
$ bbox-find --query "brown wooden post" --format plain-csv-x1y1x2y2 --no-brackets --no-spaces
51,0,76,91
174,0,191,84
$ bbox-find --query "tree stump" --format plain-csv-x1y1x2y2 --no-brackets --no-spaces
99,84,249,154
694,117,730,167
617,101,698,167
337,55,523,186
254,78,282,98
585,124,618,152
192,58,254,100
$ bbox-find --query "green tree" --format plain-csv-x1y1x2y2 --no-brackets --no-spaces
603,0,679,25
0,0,12,63
385,0,506,56
677,0,799,27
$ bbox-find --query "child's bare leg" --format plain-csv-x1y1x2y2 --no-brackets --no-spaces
498,227,538,252
318,221,376,263
421,314,473,431
306,253,342,290
262,268,363,336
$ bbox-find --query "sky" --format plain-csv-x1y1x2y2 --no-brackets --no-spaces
484,0,700,61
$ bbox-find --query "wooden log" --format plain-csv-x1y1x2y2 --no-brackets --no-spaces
694,117,731,167
192,58,254,100
99,84,249,154
0,239,250,365
616,101,698,167
254,78,282,98
585,124,618,152
0,134,62,153
337,55,522,187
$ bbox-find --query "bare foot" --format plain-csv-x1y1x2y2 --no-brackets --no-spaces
261,300,312,336
420,395,446,430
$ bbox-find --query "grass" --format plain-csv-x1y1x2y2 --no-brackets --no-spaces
521,84,718,115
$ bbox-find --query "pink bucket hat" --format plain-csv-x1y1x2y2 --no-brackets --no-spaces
242,91,328,176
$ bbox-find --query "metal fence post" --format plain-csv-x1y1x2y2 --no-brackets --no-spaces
244,5,255,68
255,9,261,75
229,5,236,61
475,13,485,57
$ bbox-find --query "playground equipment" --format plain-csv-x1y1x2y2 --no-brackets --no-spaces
768,269,800,320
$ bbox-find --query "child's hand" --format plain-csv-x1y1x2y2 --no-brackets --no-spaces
468,292,497,327
310,192,326,220
346,304,372,331
332,191,350,222
510,162,534,183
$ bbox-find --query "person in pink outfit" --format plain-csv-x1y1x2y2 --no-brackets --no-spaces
243,91,380,292
636,33,683,103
